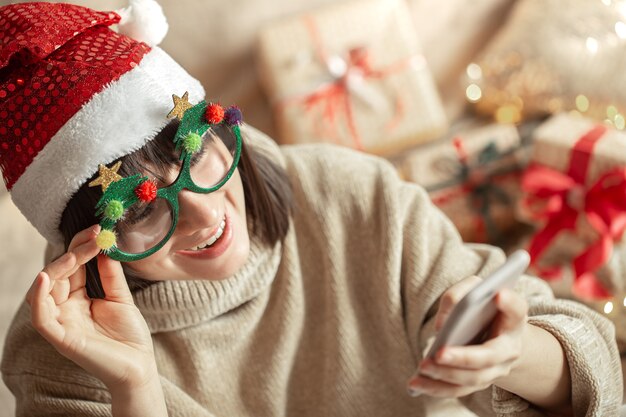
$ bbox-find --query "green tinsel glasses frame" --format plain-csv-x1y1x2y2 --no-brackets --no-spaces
93,99,243,262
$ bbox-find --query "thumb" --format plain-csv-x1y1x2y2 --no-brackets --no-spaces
97,254,134,304
435,275,482,331
493,289,528,335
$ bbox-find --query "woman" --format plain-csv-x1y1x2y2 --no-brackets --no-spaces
0,2,621,416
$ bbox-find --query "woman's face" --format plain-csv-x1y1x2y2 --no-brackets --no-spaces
120,141,250,282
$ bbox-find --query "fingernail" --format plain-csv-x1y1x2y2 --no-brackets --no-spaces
407,386,422,397
439,351,454,364
419,363,434,377
92,224,101,234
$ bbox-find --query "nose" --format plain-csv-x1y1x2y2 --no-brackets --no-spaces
175,190,223,235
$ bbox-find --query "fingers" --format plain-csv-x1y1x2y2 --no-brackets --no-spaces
42,224,101,281
407,334,522,398
68,224,101,251
407,373,483,398
432,335,521,370
40,226,101,304
409,283,528,399
435,275,482,331
66,235,101,293
493,289,528,334
41,252,78,285
30,272,65,345
97,254,134,304
417,358,512,388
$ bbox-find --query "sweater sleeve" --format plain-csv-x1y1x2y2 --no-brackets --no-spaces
3,372,113,417
1,305,114,417
1,304,219,417
381,158,623,416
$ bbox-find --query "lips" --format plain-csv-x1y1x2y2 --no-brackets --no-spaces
187,217,226,251
175,214,233,260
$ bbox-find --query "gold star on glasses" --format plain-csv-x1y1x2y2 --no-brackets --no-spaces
167,91,193,120
89,161,123,192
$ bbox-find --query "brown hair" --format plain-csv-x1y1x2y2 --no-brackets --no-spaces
60,120,293,298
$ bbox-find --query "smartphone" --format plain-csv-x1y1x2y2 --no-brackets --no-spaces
424,250,530,360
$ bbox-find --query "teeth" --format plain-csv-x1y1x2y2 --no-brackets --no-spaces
190,218,226,251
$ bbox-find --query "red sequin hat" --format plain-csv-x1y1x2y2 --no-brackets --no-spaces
0,1,205,245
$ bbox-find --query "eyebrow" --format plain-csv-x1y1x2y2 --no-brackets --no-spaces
124,201,155,224
141,136,209,185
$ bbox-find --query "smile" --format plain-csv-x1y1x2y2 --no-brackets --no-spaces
187,216,226,251
175,214,233,260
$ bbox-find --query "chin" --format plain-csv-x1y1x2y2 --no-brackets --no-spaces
200,232,250,280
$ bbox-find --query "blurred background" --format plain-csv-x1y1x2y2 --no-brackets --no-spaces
1,0,626,414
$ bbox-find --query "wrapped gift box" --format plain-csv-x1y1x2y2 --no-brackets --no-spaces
530,113,626,186
517,232,626,296
507,233,626,353
519,113,626,299
257,0,447,156
401,123,526,243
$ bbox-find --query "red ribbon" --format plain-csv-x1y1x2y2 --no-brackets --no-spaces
279,17,412,150
522,125,626,299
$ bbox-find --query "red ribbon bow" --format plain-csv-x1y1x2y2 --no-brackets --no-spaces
522,125,626,299
280,17,412,150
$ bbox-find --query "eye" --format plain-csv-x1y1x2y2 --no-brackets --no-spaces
125,202,155,225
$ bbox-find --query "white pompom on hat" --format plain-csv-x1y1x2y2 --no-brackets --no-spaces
116,0,169,46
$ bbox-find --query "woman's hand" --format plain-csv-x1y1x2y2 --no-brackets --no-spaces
25,224,158,392
407,275,528,398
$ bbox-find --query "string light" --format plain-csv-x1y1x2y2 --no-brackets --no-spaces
607,105,619,119
466,84,482,102
495,104,521,124
575,95,590,112
586,37,599,54
466,63,483,80
615,21,626,38
604,301,614,314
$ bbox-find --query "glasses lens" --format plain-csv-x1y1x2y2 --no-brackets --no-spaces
190,127,237,189
115,197,174,255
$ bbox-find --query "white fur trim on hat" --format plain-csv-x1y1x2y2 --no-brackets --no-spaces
10,46,205,245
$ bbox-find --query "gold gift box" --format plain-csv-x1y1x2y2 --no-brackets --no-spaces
258,0,447,156
466,0,626,126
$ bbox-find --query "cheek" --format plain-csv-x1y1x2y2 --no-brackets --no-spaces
223,168,246,216
123,239,176,280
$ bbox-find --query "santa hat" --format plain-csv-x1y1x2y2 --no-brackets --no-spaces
0,1,205,245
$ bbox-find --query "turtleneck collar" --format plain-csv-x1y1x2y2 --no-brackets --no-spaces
132,234,282,333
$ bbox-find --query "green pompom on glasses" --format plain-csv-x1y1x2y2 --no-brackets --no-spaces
89,92,243,262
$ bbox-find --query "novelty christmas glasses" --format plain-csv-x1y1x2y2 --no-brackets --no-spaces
90,93,243,262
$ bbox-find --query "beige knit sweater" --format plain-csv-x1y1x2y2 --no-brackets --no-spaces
1,127,623,416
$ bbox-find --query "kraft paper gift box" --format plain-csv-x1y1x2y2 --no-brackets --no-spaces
401,123,526,244
519,112,626,299
257,0,447,156
510,233,626,352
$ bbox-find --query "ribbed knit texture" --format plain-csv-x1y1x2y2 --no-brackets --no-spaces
132,234,282,333
1,127,622,416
